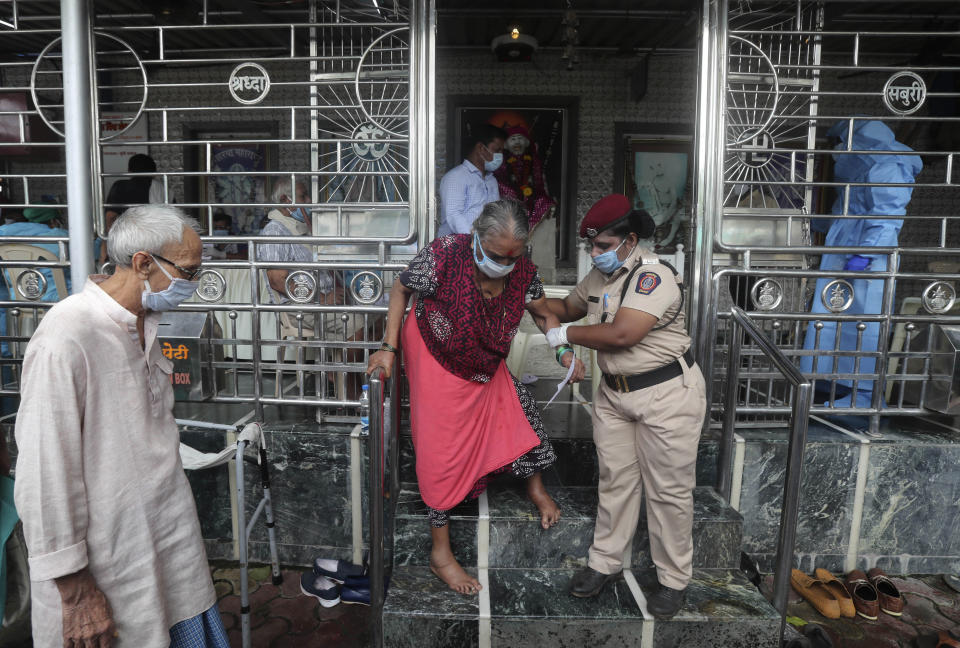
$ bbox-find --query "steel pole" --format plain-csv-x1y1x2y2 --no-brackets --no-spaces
60,0,95,289
368,369,385,648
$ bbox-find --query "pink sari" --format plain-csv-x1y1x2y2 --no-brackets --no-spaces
402,315,539,510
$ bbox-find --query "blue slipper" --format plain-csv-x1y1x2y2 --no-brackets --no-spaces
313,557,366,583
300,571,340,608
341,580,371,606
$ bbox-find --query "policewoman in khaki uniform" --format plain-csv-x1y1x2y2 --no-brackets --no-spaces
543,194,706,618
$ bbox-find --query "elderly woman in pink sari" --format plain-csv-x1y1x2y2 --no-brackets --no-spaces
367,199,584,594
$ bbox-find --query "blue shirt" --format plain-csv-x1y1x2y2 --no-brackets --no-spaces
437,159,499,237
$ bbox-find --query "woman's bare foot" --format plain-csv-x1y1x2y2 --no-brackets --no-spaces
527,474,561,529
430,548,482,595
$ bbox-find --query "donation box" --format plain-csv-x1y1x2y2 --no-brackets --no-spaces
157,311,220,401
924,324,960,415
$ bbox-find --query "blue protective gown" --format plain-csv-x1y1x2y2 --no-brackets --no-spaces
801,121,922,407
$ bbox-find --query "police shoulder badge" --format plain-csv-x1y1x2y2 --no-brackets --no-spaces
636,272,661,295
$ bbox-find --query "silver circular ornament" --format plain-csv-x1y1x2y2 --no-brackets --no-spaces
15,270,46,301
349,271,383,305
882,71,926,116
921,281,956,314
351,122,390,162
228,62,271,105
750,278,783,311
285,270,317,304
821,279,855,313
196,270,227,303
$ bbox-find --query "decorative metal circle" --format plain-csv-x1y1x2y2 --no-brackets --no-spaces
228,62,271,105
284,270,317,304
99,261,116,275
750,278,783,311
737,129,776,169
30,32,148,141
15,269,46,301
921,281,956,314
351,122,390,161
726,36,780,146
349,271,383,305
883,71,926,116
196,270,227,303
821,279,855,313
354,26,409,137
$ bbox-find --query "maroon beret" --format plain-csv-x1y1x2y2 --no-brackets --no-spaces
579,194,632,238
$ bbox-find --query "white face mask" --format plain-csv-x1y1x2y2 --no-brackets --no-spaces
141,255,199,311
473,232,516,278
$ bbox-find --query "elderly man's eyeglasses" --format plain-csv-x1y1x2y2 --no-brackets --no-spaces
153,253,202,281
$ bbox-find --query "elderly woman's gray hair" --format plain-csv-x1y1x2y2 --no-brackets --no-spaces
107,205,199,267
471,199,529,244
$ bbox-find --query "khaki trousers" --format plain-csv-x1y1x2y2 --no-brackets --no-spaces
587,362,706,590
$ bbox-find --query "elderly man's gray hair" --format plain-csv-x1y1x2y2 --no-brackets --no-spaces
472,199,529,244
271,178,292,205
271,177,306,205
107,205,199,267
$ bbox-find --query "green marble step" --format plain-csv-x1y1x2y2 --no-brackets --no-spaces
393,483,743,571
382,567,781,648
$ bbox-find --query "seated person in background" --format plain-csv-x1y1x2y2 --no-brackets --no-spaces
259,178,337,319
0,206,71,356
204,211,245,260
436,124,506,237
260,179,380,397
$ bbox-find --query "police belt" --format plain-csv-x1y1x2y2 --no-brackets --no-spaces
603,349,695,393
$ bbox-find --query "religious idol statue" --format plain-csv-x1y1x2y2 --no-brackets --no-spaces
492,124,557,231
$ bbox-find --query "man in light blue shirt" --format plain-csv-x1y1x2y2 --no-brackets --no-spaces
437,124,507,237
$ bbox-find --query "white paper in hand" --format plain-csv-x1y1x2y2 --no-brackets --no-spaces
544,354,576,409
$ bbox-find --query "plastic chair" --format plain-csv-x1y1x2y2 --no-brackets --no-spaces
177,419,281,648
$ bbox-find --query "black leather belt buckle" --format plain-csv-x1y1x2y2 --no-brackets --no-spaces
604,349,695,393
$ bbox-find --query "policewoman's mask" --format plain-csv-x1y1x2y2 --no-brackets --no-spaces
473,232,515,278
591,239,626,274
142,255,199,311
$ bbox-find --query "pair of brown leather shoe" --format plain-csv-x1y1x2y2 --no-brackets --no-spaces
844,568,905,620
791,568,856,619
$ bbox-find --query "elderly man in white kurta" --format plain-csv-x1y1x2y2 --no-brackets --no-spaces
14,205,228,648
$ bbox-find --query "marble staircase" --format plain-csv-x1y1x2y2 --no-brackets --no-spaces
382,383,783,648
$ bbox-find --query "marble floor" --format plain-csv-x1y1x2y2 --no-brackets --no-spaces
212,563,960,648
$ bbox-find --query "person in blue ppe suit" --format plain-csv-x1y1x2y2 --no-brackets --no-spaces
801,120,922,408
0,206,71,357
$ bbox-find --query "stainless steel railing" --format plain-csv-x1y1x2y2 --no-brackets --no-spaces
368,354,400,648
717,305,812,641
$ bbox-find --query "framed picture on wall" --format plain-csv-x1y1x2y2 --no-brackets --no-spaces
447,96,578,264
614,123,693,254
189,124,277,233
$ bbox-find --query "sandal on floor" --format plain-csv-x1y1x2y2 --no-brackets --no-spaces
943,574,960,594
801,623,835,648
916,629,960,648
791,569,842,619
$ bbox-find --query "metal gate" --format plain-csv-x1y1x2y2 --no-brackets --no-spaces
694,0,960,434
0,0,433,416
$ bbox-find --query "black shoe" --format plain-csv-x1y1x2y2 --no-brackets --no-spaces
569,566,622,598
647,584,686,619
